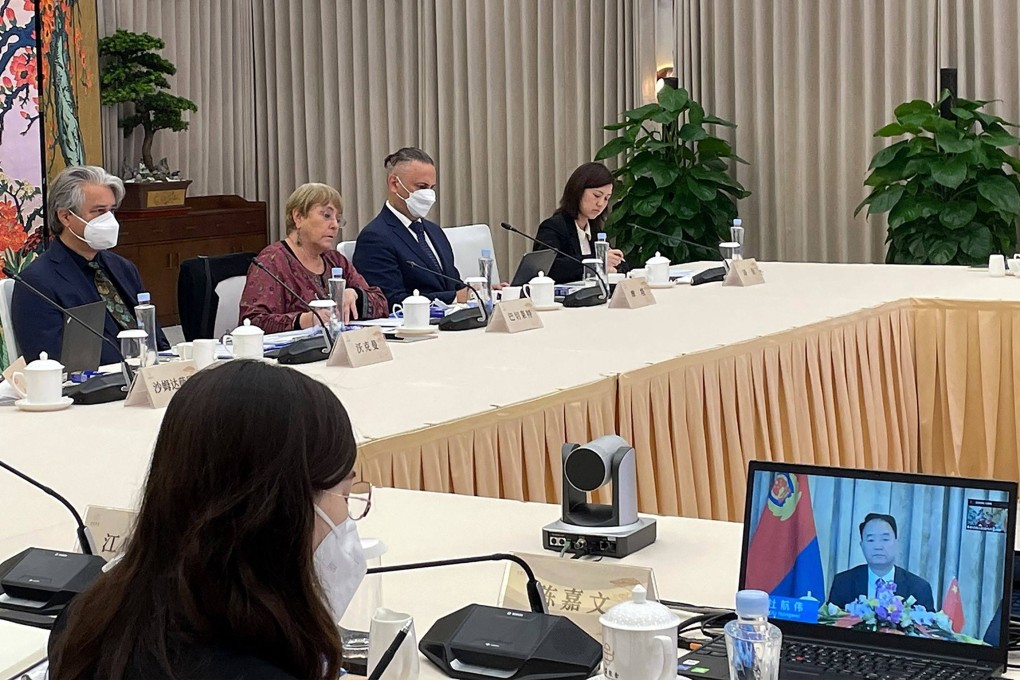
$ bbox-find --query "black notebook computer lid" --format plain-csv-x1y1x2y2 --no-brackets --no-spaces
740,461,1017,669
60,301,107,373
510,250,557,287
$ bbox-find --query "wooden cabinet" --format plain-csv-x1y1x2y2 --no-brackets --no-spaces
113,195,268,326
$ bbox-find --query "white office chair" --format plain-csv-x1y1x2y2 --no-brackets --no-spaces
0,278,19,364
337,240,357,262
213,276,246,339
445,223,500,281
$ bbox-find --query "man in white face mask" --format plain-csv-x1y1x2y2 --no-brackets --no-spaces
353,147,470,309
11,165,169,365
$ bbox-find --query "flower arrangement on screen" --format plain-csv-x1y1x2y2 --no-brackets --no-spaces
819,580,958,639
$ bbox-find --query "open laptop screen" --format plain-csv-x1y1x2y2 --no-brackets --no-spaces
741,463,1015,654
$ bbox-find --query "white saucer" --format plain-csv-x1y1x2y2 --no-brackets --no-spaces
533,302,563,311
648,282,676,289
15,396,73,412
395,326,438,337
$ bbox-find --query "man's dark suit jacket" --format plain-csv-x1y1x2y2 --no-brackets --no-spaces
533,211,596,283
353,206,464,308
827,564,935,612
11,237,169,365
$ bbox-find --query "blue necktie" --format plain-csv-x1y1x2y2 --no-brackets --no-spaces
411,220,444,274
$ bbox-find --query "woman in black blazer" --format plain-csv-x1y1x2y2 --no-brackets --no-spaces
533,162,626,283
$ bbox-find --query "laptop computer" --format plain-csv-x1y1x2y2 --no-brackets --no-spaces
680,461,1017,680
510,250,557,287
60,301,107,373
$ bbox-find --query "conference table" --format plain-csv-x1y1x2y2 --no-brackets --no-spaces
5,261,1020,563
4,488,1020,679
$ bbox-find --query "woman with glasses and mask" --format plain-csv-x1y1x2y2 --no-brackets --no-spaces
49,360,373,680
239,183,389,333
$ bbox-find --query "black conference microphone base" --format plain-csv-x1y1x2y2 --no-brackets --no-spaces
562,285,607,308
64,373,128,405
438,307,488,331
276,336,331,365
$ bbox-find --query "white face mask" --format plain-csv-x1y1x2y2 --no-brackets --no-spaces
397,178,436,219
69,210,120,250
313,504,367,624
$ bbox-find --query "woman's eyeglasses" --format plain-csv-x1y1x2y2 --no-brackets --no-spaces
327,480,372,521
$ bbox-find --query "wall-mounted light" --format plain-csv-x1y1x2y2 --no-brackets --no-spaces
655,66,678,93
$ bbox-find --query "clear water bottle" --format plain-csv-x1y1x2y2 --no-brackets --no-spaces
730,219,745,260
134,292,159,366
327,267,346,333
594,232,610,278
478,249,494,309
724,590,782,680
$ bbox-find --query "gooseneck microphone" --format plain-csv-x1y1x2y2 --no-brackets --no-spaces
249,257,334,364
0,459,107,628
2,265,134,404
626,223,728,286
368,553,547,614
499,223,608,307
404,260,489,331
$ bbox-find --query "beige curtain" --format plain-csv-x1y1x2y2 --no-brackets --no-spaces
675,1,938,263
97,0,258,199
253,0,657,274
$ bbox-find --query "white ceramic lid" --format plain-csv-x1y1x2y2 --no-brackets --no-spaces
646,251,670,267
309,299,337,308
233,318,263,336
361,537,388,560
530,271,554,284
403,289,430,305
26,351,63,372
117,329,148,340
599,585,680,631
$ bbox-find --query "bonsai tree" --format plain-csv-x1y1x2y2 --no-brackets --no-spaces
98,29,197,179
595,86,750,265
856,92,1020,265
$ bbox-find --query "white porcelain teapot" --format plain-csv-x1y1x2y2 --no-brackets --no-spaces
600,586,680,680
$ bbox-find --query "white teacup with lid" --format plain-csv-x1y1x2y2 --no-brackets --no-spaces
392,289,431,330
524,271,555,308
12,351,65,406
645,251,671,286
223,319,264,359
600,585,680,680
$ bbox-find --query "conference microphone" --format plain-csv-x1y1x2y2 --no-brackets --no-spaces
499,222,608,307
2,266,134,404
625,223,728,286
249,257,333,364
0,459,106,628
405,260,488,331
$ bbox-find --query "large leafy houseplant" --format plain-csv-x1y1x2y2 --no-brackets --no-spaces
595,86,750,265
856,93,1020,265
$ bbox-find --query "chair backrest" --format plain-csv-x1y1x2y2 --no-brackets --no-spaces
445,224,499,281
0,278,18,364
213,276,247,339
177,252,256,340
337,240,357,262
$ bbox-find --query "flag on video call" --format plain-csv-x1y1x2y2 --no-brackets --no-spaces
746,472,825,600
943,578,965,633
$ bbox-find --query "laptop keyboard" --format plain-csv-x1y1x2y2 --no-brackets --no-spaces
692,639,988,680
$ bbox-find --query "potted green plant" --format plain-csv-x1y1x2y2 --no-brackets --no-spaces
856,92,1020,264
595,86,750,265
98,29,198,210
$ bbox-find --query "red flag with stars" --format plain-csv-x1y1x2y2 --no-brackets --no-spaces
943,578,965,633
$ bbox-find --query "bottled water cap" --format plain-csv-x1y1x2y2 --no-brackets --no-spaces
138,292,150,304
735,589,770,618
481,249,492,258
331,267,343,278
733,218,742,226
597,232,607,240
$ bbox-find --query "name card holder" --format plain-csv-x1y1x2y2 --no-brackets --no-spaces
327,327,393,367
608,277,656,308
124,360,197,408
723,258,765,287
2,355,26,383
83,505,138,559
487,298,543,333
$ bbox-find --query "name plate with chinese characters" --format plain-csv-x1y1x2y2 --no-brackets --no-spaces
124,361,197,408
498,551,656,642
609,277,656,308
723,258,765,287
83,505,138,559
486,298,543,333
327,327,393,367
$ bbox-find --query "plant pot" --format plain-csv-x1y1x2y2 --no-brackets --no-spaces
120,179,193,211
